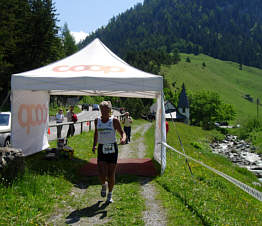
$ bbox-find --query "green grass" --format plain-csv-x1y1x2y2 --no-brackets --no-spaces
161,53,262,123
2,120,262,225
103,176,145,225
0,120,146,225
0,131,95,225
0,168,71,225
144,121,262,225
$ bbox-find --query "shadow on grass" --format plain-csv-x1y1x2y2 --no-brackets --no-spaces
65,200,110,224
23,151,158,188
65,175,154,224
24,150,94,186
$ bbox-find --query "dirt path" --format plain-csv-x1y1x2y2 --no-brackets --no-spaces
47,122,167,225
118,123,151,159
118,123,167,226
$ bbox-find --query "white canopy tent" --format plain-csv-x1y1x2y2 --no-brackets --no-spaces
11,38,166,173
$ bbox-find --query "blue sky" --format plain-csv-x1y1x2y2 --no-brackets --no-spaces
53,0,144,43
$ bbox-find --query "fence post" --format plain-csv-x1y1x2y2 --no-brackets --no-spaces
89,121,91,131
81,122,83,134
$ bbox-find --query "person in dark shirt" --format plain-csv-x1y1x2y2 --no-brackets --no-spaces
66,106,75,137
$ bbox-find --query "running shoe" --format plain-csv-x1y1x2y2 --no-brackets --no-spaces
107,193,113,203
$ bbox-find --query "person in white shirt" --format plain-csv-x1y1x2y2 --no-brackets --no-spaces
122,112,133,144
55,109,64,138
92,101,126,203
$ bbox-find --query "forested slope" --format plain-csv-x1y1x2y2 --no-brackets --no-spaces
81,0,262,69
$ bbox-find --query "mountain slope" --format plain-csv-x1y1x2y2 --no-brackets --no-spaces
161,53,262,121
80,0,262,69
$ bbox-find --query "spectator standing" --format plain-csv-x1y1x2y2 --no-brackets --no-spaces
122,112,133,144
66,106,75,138
55,109,64,138
165,121,169,135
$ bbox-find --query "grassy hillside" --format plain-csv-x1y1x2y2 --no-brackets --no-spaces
161,54,262,122
145,122,262,225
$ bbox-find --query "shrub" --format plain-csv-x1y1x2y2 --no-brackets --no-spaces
189,90,236,129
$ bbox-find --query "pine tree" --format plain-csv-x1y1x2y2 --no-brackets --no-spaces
0,0,64,103
62,23,78,56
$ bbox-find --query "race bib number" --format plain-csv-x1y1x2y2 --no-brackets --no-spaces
102,143,115,154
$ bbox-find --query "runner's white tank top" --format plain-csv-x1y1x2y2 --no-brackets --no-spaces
97,117,116,144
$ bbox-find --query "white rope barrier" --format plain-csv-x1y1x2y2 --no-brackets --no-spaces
162,142,262,202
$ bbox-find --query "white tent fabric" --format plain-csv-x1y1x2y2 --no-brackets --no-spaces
11,38,166,172
12,38,162,96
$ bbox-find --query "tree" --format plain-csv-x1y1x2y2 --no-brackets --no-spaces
189,90,236,129
186,57,191,62
62,23,78,56
124,49,180,75
239,63,243,70
123,98,144,119
22,0,63,69
0,0,64,104
81,0,262,70
163,87,178,107
0,0,29,102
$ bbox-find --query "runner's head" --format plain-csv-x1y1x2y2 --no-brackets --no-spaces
100,101,112,118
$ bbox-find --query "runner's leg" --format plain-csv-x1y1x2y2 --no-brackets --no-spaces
98,161,107,184
108,163,117,192
66,125,71,138
124,126,128,144
107,163,117,203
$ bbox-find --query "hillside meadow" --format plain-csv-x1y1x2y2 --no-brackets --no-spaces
161,53,262,123
144,121,262,225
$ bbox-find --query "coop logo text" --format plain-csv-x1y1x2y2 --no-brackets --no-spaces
18,104,48,134
53,65,125,74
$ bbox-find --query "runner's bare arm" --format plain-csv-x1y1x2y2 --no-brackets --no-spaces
92,119,98,153
113,118,126,144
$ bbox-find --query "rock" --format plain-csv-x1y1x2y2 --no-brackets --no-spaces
0,147,24,184
210,135,262,181
250,166,262,171
252,182,261,187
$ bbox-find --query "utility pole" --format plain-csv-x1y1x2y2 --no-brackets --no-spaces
257,98,260,120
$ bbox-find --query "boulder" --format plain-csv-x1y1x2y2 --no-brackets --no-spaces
0,147,24,184
210,136,262,181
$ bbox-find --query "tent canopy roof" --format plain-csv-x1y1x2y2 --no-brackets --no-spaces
11,38,163,98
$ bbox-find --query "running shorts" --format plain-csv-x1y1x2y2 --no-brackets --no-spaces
97,142,118,164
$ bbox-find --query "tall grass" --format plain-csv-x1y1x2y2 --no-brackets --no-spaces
0,168,71,225
0,131,95,225
144,121,262,225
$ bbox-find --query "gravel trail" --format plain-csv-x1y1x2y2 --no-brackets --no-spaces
46,122,167,225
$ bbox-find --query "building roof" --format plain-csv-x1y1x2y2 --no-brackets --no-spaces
178,83,189,108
